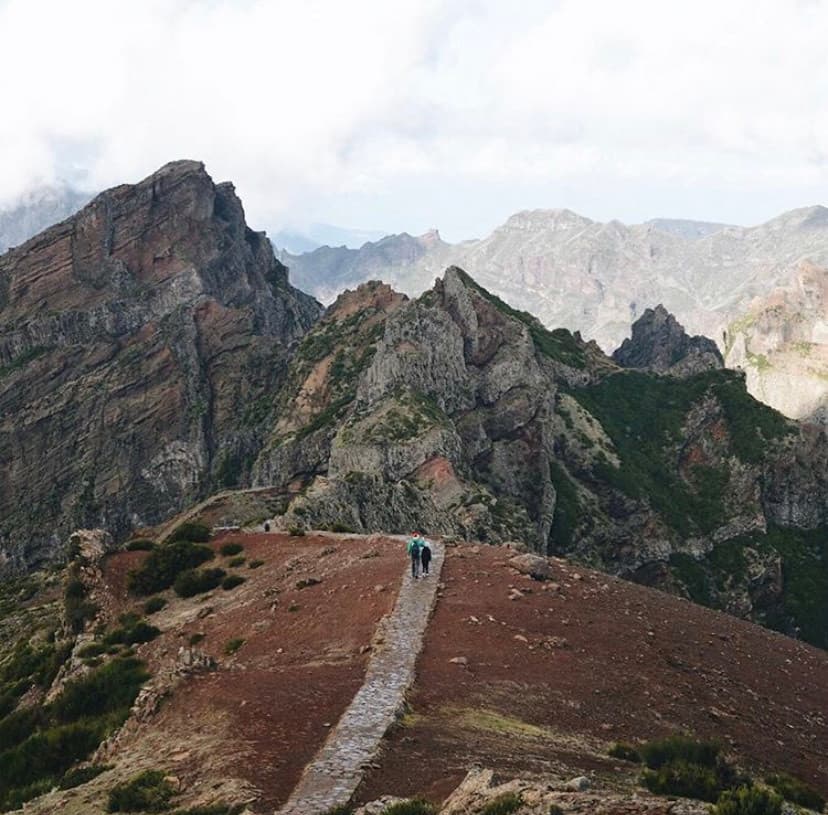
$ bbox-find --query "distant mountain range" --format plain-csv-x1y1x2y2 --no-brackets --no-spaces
279,207,828,421
271,223,387,254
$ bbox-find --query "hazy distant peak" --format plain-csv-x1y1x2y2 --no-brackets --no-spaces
762,204,828,231
500,208,594,232
646,218,733,240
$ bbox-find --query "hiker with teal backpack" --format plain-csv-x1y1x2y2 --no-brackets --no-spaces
407,532,422,580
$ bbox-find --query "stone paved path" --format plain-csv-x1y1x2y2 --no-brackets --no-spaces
276,540,444,815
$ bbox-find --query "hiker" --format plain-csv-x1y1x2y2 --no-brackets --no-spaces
264,521,270,533
420,536,432,576
407,532,422,580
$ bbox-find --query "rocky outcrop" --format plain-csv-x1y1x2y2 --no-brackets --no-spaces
0,160,321,571
250,267,828,646
612,305,724,375
724,261,828,422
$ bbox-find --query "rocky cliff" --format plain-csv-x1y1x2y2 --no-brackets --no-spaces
251,268,827,646
725,261,828,423
0,160,321,571
613,304,724,375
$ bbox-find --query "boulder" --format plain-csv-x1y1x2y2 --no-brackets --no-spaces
509,553,551,581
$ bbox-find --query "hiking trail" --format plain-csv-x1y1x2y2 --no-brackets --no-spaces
276,540,445,815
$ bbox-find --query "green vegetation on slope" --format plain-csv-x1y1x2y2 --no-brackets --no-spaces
570,369,792,535
0,655,149,810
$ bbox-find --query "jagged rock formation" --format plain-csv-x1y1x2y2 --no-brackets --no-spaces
250,267,828,646
0,184,91,255
725,261,828,422
280,206,828,417
612,305,724,376
0,160,321,571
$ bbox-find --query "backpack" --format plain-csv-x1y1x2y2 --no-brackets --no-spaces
409,539,421,556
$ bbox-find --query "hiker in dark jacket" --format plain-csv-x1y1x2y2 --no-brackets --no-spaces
407,532,422,579
420,537,432,576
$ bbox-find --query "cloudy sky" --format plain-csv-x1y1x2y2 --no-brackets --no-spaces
1,0,827,241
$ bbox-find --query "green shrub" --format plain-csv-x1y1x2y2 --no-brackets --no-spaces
174,568,226,599
219,543,243,557
224,639,245,655
166,522,211,544
548,806,564,815
288,526,306,536
330,522,355,534
296,577,322,590
641,760,726,803
0,707,42,753
322,806,354,815
248,559,264,569
78,642,107,659
380,800,436,815
765,772,824,811
52,657,149,723
144,597,167,615
188,633,205,646
103,620,161,647
128,542,214,595
712,786,783,815
59,764,111,789
609,742,641,763
64,578,98,633
221,575,246,591
640,734,721,769
125,539,156,552
107,769,175,812
479,792,523,815
228,556,245,568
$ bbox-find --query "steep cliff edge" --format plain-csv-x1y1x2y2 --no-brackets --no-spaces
0,160,321,571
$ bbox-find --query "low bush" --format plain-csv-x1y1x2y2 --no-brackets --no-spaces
288,526,305,537
174,568,226,599
712,786,783,815
228,556,245,568
103,618,161,647
640,734,721,769
64,577,98,633
59,764,111,789
296,577,322,590
144,597,167,615
219,543,243,557
188,633,205,646
125,539,156,552
641,760,727,803
248,559,264,569
322,806,353,815
224,638,245,655
128,542,214,596
479,792,523,815
330,522,355,534
221,575,246,591
380,800,436,815
765,772,824,811
609,742,642,763
172,805,244,815
166,521,211,544
78,642,107,659
107,769,175,812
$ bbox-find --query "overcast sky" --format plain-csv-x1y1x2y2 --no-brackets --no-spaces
1,0,827,241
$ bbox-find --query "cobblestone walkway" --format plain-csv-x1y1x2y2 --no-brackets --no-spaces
277,541,444,815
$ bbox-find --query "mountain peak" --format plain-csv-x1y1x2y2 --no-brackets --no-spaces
500,208,593,232
613,305,723,375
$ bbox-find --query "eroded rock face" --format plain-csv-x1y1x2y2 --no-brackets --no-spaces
613,305,724,376
0,160,321,571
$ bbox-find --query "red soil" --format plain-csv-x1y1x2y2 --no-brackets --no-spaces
101,533,405,811
356,545,828,805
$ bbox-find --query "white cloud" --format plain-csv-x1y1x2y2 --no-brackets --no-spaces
0,0,826,237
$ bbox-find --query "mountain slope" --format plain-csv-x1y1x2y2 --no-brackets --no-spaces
725,260,828,422
0,160,321,572
250,268,828,646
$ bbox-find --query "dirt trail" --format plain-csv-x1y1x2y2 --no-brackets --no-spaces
277,541,445,815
